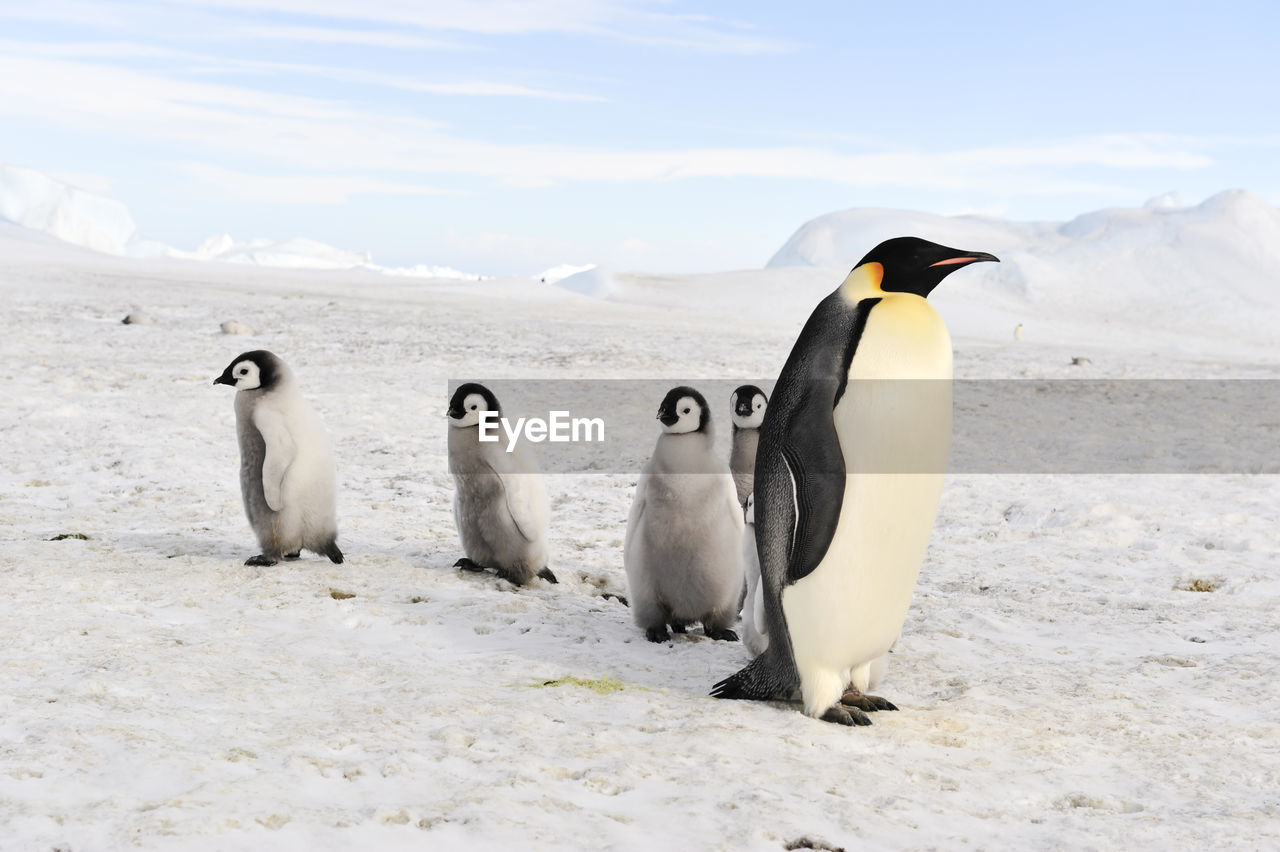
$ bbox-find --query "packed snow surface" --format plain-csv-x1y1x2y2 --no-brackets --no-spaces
1,212,1279,850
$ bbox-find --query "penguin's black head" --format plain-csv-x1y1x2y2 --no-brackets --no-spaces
448,382,501,428
214,350,281,391
731,384,768,429
855,237,999,298
657,386,710,435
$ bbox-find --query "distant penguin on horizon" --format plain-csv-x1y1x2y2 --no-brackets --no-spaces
214,350,343,566
447,383,557,587
624,387,744,643
729,385,768,507
711,237,998,725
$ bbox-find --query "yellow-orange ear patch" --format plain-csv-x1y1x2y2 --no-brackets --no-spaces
864,261,884,290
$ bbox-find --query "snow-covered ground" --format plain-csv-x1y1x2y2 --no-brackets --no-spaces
1,201,1279,851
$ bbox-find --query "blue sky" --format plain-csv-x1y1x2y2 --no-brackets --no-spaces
2,0,1278,274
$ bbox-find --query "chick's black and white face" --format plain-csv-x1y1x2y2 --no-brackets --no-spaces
215,350,280,392
658,389,706,435
731,390,767,429
226,359,261,390
447,383,499,429
450,392,489,428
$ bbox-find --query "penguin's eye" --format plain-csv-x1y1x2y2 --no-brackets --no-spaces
683,407,691,414
469,404,477,410
238,368,248,375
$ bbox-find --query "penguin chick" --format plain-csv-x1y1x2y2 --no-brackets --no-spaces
447,383,556,587
729,385,768,507
624,387,744,643
214,350,343,567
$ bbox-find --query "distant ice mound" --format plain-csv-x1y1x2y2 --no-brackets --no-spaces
768,190,1280,319
768,208,1044,270
0,164,485,278
538,263,596,284
190,235,373,270
0,164,138,255
554,266,616,298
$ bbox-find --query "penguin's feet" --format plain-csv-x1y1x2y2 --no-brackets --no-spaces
645,625,671,643
705,627,740,642
244,554,278,567
840,689,898,713
536,567,559,584
670,621,689,634
820,705,873,726
454,558,487,573
323,542,344,565
283,552,301,560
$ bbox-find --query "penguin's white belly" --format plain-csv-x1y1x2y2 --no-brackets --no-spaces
782,293,952,714
783,471,945,690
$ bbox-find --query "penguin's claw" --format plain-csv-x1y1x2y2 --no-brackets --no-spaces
536,567,558,584
454,558,486,573
645,626,671,643
840,690,898,713
821,705,872,726
244,554,277,567
705,627,740,642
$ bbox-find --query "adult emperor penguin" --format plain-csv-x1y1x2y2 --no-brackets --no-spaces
214,350,343,566
729,385,768,506
447,383,557,586
711,237,997,725
624,387,744,642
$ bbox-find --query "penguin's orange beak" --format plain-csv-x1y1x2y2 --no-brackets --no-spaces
929,251,999,268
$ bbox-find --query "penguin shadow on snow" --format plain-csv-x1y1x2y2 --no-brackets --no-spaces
109,532,249,563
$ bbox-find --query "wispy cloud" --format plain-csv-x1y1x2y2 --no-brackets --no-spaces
232,24,465,51
0,39,605,102
174,162,454,204
127,0,794,53
0,52,1226,199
